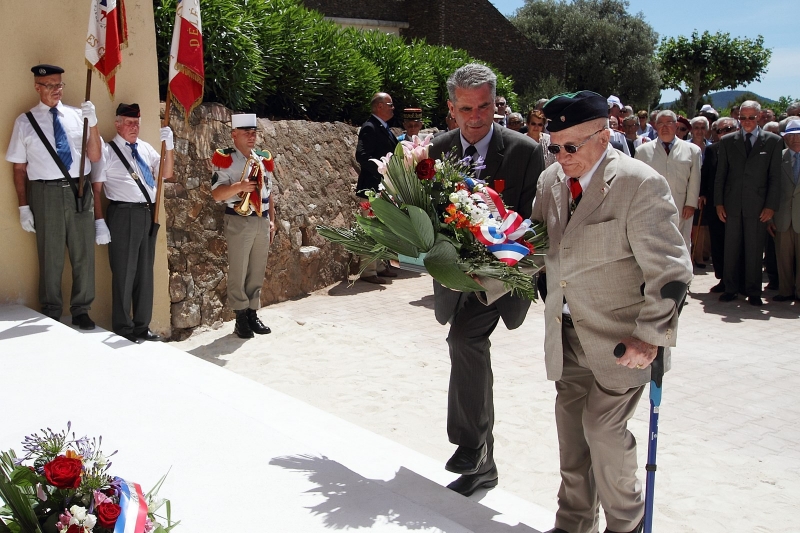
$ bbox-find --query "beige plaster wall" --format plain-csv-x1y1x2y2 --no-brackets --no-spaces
0,1,170,335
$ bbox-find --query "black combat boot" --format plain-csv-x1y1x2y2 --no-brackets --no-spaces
246,308,271,335
234,309,254,339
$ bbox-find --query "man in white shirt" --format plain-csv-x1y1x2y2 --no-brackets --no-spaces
102,103,174,343
6,64,104,329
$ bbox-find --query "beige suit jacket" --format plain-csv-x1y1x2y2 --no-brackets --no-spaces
634,137,702,210
532,148,693,389
773,149,800,233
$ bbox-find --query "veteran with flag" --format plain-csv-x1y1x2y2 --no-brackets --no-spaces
6,64,105,329
211,114,276,338
101,103,174,343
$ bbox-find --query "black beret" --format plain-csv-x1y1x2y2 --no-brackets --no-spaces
31,64,64,76
543,91,608,132
116,103,141,118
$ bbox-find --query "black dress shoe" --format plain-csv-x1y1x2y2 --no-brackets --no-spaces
122,333,143,344
544,529,570,533
694,262,706,269
718,292,738,302
135,329,164,342
71,313,96,330
765,281,779,291
246,308,271,334
709,281,726,293
378,267,398,278
445,443,487,475
446,465,498,496
748,296,763,306
234,310,254,339
772,294,793,302
605,518,644,533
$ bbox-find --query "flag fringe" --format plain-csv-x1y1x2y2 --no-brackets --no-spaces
175,64,204,85
85,60,123,100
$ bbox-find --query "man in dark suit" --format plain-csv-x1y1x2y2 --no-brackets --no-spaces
429,63,544,497
699,118,737,292
715,100,783,306
355,92,399,284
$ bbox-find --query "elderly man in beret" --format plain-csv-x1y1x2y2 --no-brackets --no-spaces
400,108,423,141
532,91,692,533
101,103,174,343
6,64,104,329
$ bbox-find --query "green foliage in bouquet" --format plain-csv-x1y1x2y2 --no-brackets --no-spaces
318,139,547,299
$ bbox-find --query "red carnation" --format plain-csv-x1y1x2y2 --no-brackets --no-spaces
415,158,436,180
43,456,82,489
96,501,122,528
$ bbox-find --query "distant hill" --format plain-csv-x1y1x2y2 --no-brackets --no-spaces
660,90,776,110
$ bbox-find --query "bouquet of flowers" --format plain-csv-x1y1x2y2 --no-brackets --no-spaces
0,423,178,533
318,134,547,299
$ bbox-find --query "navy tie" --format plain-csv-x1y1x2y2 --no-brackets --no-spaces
745,133,752,157
126,142,156,188
50,107,73,170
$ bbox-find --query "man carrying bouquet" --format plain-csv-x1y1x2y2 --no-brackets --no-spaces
532,91,692,533
429,63,544,496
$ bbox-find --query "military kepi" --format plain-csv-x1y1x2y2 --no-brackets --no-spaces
116,103,140,118
403,108,422,121
31,64,64,76
232,114,257,130
543,91,608,132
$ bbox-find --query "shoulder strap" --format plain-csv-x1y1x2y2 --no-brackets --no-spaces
108,141,153,205
25,112,81,199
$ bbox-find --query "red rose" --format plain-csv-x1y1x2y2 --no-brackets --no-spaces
96,501,122,528
43,456,82,489
415,158,436,180
65,526,82,533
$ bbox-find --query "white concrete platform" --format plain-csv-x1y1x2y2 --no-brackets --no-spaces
0,305,552,532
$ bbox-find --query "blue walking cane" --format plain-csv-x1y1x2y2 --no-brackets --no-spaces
614,281,687,533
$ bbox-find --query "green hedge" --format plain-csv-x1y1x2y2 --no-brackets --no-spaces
153,0,517,127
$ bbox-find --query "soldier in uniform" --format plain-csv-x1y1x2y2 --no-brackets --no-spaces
210,113,275,338
6,64,104,329
101,103,174,343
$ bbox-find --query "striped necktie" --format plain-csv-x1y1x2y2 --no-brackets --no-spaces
50,107,73,170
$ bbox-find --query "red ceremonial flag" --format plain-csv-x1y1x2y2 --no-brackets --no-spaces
169,0,205,117
85,0,128,97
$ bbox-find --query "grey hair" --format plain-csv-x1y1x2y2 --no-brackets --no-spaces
656,110,677,122
447,63,497,102
690,116,709,129
740,100,761,113
115,116,140,124
763,121,780,134
508,112,523,122
786,102,800,116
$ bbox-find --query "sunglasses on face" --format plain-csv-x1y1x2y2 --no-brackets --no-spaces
547,128,606,154
740,115,758,121
717,126,737,134
677,126,689,132
529,122,544,127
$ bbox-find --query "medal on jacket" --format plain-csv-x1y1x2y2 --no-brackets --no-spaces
131,171,141,182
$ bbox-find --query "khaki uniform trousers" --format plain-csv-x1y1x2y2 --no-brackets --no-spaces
29,179,95,319
554,324,645,533
775,223,800,298
224,213,270,310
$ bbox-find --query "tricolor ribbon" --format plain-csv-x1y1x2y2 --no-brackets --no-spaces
114,478,148,533
464,178,532,265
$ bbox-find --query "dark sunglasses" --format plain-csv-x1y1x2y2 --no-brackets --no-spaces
677,126,689,132
547,128,606,154
717,126,737,134
739,115,758,121
529,122,545,127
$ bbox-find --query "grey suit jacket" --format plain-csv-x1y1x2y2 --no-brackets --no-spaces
714,129,782,217
429,125,544,328
531,148,693,389
773,149,800,233
634,137,702,210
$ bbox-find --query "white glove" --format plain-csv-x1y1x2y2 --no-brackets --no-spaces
19,206,35,233
95,219,111,245
160,127,174,150
81,101,98,127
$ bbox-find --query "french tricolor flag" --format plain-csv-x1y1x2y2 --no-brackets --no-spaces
487,242,530,266
85,0,128,97
169,0,205,117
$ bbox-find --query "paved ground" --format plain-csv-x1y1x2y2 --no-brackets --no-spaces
176,265,800,532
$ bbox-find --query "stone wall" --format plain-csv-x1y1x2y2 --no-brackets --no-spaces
165,103,359,339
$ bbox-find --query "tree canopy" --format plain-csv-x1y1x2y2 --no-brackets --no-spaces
509,0,661,109
657,31,771,115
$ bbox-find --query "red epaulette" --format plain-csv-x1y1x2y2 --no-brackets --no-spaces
255,149,275,173
211,148,235,168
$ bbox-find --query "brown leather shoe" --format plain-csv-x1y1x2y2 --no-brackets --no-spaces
360,275,389,284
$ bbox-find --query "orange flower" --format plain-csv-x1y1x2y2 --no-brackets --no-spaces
65,449,83,461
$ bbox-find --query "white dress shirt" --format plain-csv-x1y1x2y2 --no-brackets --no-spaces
6,101,92,180
459,126,495,180
102,134,160,202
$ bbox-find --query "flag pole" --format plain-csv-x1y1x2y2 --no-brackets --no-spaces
77,68,93,213
151,92,172,234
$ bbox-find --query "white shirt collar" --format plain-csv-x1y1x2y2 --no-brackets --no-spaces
372,114,389,129
459,125,494,161
575,147,609,190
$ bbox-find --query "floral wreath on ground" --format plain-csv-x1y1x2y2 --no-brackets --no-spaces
318,134,547,300
0,423,178,533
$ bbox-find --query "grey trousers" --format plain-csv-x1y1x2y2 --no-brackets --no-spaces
224,213,270,310
446,292,500,470
554,325,645,533
28,180,95,318
107,202,156,335
775,225,800,298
